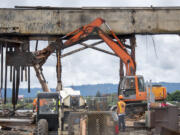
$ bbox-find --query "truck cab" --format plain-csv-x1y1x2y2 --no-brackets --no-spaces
36,92,60,134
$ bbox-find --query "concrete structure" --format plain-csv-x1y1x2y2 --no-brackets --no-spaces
0,6,180,108
0,7,180,38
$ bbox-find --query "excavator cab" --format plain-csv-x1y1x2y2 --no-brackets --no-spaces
119,75,146,102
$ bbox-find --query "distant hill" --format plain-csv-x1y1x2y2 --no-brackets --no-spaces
71,82,180,96
71,83,118,96
1,82,180,98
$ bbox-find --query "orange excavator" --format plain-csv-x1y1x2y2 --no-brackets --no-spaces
61,18,167,103
34,18,167,114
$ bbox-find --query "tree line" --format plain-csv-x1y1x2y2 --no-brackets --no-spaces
166,90,180,101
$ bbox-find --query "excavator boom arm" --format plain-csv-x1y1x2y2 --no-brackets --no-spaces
97,28,136,75
33,18,136,92
63,18,105,48
64,18,136,75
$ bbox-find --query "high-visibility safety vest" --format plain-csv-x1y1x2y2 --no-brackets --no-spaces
33,98,38,112
33,98,37,107
117,101,126,114
33,98,48,112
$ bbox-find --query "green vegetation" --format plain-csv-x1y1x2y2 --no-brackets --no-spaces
166,90,180,101
0,97,35,110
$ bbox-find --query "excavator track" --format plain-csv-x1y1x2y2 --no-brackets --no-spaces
111,102,147,118
126,102,147,118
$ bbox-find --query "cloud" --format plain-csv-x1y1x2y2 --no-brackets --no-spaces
136,35,180,82
60,41,120,86
1,0,180,8
6,34,180,88
1,0,180,89
36,34,180,88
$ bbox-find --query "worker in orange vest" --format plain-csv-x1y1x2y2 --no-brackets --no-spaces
33,98,37,112
33,98,48,112
117,95,126,132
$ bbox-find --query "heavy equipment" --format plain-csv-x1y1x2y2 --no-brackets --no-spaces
119,75,167,102
35,92,60,135
34,88,87,134
59,18,167,104
32,18,166,113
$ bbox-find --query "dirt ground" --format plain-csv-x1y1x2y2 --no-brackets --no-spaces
119,129,151,135
0,130,32,135
0,125,35,135
0,128,151,135
0,120,149,135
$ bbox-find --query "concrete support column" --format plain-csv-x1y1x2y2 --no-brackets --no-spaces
56,40,63,91
130,35,136,68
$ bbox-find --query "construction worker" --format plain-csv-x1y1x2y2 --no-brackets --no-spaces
33,98,37,112
33,97,48,112
117,95,126,132
33,91,40,112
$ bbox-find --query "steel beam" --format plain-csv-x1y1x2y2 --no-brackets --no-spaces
0,7,180,37
61,40,104,58
80,43,117,57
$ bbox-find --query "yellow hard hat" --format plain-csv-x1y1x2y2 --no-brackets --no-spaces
118,95,123,99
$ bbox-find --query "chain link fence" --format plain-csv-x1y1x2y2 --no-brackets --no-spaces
85,95,118,111
68,111,119,135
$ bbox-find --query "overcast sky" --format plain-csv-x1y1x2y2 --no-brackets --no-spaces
2,0,180,7
1,0,180,88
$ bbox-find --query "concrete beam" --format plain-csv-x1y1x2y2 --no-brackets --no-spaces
0,7,180,37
